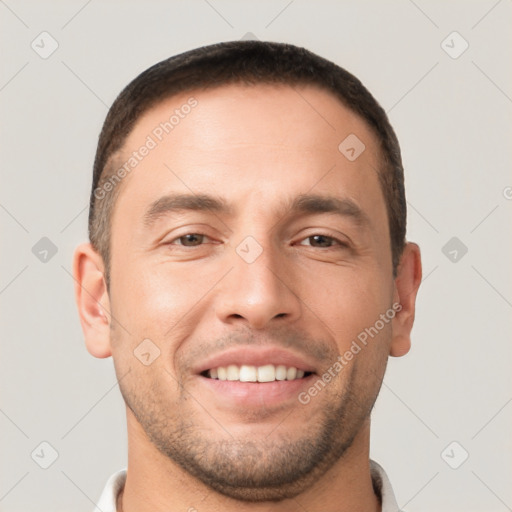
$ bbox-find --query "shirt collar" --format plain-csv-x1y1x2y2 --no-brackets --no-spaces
370,459,403,511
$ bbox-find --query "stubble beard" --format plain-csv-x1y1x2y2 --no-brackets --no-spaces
119,361,380,502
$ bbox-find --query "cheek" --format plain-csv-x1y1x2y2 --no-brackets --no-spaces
108,255,220,368
110,254,189,324
302,263,392,347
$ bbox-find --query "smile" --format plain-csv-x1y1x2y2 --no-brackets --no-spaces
204,364,311,382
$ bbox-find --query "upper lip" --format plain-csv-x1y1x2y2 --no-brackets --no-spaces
194,346,318,375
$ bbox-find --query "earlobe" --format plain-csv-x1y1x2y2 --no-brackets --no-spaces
390,242,422,358
72,243,112,358
389,334,411,357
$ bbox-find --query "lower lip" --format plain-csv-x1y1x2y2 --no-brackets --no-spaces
197,375,316,408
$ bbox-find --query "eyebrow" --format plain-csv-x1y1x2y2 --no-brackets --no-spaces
287,194,370,227
143,193,233,227
143,192,370,228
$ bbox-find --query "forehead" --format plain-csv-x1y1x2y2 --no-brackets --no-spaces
110,83,386,230
124,83,378,156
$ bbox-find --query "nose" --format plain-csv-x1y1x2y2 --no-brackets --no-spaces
214,238,302,330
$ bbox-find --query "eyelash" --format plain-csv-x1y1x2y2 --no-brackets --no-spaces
166,232,348,250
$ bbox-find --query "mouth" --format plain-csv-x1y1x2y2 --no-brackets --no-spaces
193,347,318,409
201,364,312,382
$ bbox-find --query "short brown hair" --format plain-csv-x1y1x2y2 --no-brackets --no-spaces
89,40,406,285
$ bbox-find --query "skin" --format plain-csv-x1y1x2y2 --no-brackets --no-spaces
74,83,422,512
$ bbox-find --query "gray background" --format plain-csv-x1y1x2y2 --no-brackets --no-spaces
1,0,511,510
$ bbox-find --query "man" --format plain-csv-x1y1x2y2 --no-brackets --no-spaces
73,40,422,512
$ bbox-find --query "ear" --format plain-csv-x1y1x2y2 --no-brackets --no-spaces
390,242,422,357
72,243,112,358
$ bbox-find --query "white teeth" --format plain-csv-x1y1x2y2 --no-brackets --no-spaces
286,366,297,380
207,364,308,382
226,365,239,381
257,364,275,382
239,365,257,382
275,365,287,381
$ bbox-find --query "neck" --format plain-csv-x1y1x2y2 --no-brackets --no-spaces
118,411,380,512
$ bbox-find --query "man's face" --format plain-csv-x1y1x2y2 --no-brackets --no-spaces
107,84,397,500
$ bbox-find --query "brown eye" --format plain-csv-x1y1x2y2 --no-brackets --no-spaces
299,234,344,248
173,234,207,246
308,235,335,247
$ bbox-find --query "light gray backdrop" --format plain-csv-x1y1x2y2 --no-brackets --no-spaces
1,1,511,511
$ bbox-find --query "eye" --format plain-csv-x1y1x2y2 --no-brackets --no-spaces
298,234,347,249
168,233,211,247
